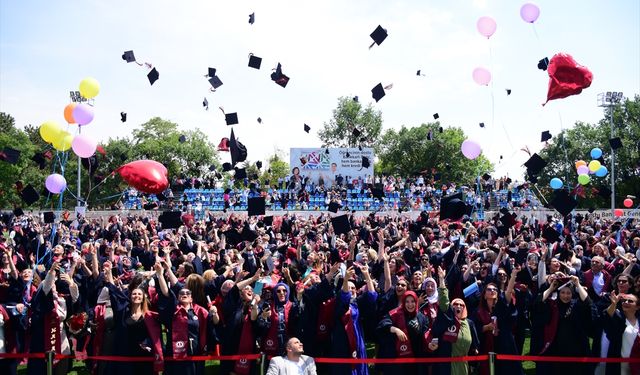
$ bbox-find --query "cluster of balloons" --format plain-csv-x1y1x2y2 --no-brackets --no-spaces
549,147,608,190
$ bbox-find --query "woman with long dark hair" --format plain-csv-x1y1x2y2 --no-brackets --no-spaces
602,291,640,375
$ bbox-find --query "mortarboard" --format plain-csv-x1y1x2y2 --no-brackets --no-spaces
524,153,547,176
248,54,262,69
0,147,20,164
438,126,443,133
223,228,242,246
361,156,370,169
304,124,310,133
156,192,166,202
541,130,552,142
588,207,596,213
352,128,362,138
479,122,485,128
209,75,223,90
257,117,262,124
371,83,385,102
31,153,46,169
482,173,491,181
158,211,182,229
609,137,623,150
263,216,274,226
427,130,433,141
538,57,549,71
43,211,55,224
215,171,222,179
353,96,359,102
433,113,439,120
147,68,159,85
248,197,266,216
331,215,352,235
372,187,385,200
550,190,577,217
542,226,561,243
506,89,511,95
122,50,136,63
248,12,255,25
270,63,290,88
203,98,209,110
208,164,216,172
207,67,217,77
241,228,259,242
369,25,388,47
229,129,247,165
328,201,342,213
120,112,127,122
222,162,232,172
439,192,469,221
234,167,247,180
20,184,39,205
178,135,186,143
225,113,239,126
13,208,24,217
256,161,262,169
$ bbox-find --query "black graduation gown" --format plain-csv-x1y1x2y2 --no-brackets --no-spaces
293,277,334,357
218,285,258,375
602,309,640,375
376,311,431,375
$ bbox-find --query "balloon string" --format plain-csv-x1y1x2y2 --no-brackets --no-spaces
558,111,571,187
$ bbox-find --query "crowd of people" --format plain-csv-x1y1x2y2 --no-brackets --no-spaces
0,206,639,375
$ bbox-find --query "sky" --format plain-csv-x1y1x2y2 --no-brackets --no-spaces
1,0,639,181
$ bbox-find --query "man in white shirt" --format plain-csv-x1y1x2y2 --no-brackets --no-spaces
266,337,317,375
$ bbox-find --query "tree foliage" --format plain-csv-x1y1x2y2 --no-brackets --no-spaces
536,95,640,207
318,97,383,148
376,123,494,184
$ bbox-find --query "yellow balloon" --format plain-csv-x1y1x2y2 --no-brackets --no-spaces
588,160,601,172
39,121,62,143
79,77,100,99
53,131,73,151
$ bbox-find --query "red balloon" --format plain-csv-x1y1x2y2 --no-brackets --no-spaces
623,198,633,208
117,160,168,194
613,209,624,217
544,53,593,105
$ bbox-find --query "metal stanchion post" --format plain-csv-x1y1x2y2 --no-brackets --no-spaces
489,352,496,375
46,351,55,375
260,352,266,375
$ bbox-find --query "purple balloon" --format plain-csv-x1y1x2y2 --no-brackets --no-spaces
520,3,540,23
472,67,492,86
477,16,497,38
45,173,67,194
461,140,482,160
72,134,98,158
577,165,589,175
72,103,94,126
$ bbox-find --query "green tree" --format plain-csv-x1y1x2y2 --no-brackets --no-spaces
318,97,383,148
536,95,640,207
260,152,290,187
377,123,494,184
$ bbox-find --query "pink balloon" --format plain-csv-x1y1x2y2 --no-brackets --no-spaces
71,134,98,158
472,67,492,86
477,16,497,38
461,140,482,160
614,209,624,218
520,3,540,23
623,198,633,208
72,103,95,126
45,173,67,194
577,165,589,175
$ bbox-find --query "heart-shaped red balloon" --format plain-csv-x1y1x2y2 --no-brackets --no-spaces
116,160,169,194
544,53,593,105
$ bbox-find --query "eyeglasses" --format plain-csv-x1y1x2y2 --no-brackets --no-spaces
178,290,192,296
396,283,408,287
486,287,498,292
276,289,287,294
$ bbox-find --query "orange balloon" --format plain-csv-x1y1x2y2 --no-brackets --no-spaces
574,160,586,169
64,103,77,124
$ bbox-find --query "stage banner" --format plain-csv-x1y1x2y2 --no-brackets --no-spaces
289,148,374,184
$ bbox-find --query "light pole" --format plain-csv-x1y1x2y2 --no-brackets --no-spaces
597,91,624,210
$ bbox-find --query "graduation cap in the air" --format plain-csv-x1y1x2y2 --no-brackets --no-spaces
498,210,518,236
482,173,491,181
225,113,239,126
271,63,290,88
479,122,485,128
427,130,433,141
609,137,623,150
256,161,262,169
147,68,159,85
209,75,223,90
203,98,209,110
524,153,547,176
248,197,266,216
439,192,470,221
361,156,370,169
331,215,352,235
438,126,443,133
155,192,166,202
417,70,425,76
550,190,577,217
241,227,259,242
178,135,186,143
222,162,232,172
234,167,247,180
433,113,439,120
540,130,552,142
328,201,342,213
263,216,274,226
31,153,46,169
538,57,549,71
229,129,247,165
369,25,388,48
20,184,40,205
43,211,56,224
158,211,182,229
372,187,385,200
120,112,127,122
122,50,136,63
542,226,561,243
353,96,359,102
257,117,262,124
506,89,511,95
13,207,24,217
371,83,386,102
0,147,20,164
352,128,362,139
304,124,310,133
248,54,262,69
208,164,217,172
248,12,255,24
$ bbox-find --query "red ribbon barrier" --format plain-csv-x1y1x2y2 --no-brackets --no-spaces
313,355,489,364
496,354,640,364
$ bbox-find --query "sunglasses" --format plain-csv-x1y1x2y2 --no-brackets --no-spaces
276,289,287,294
486,287,498,292
396,283,408,287
178,290,192,296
